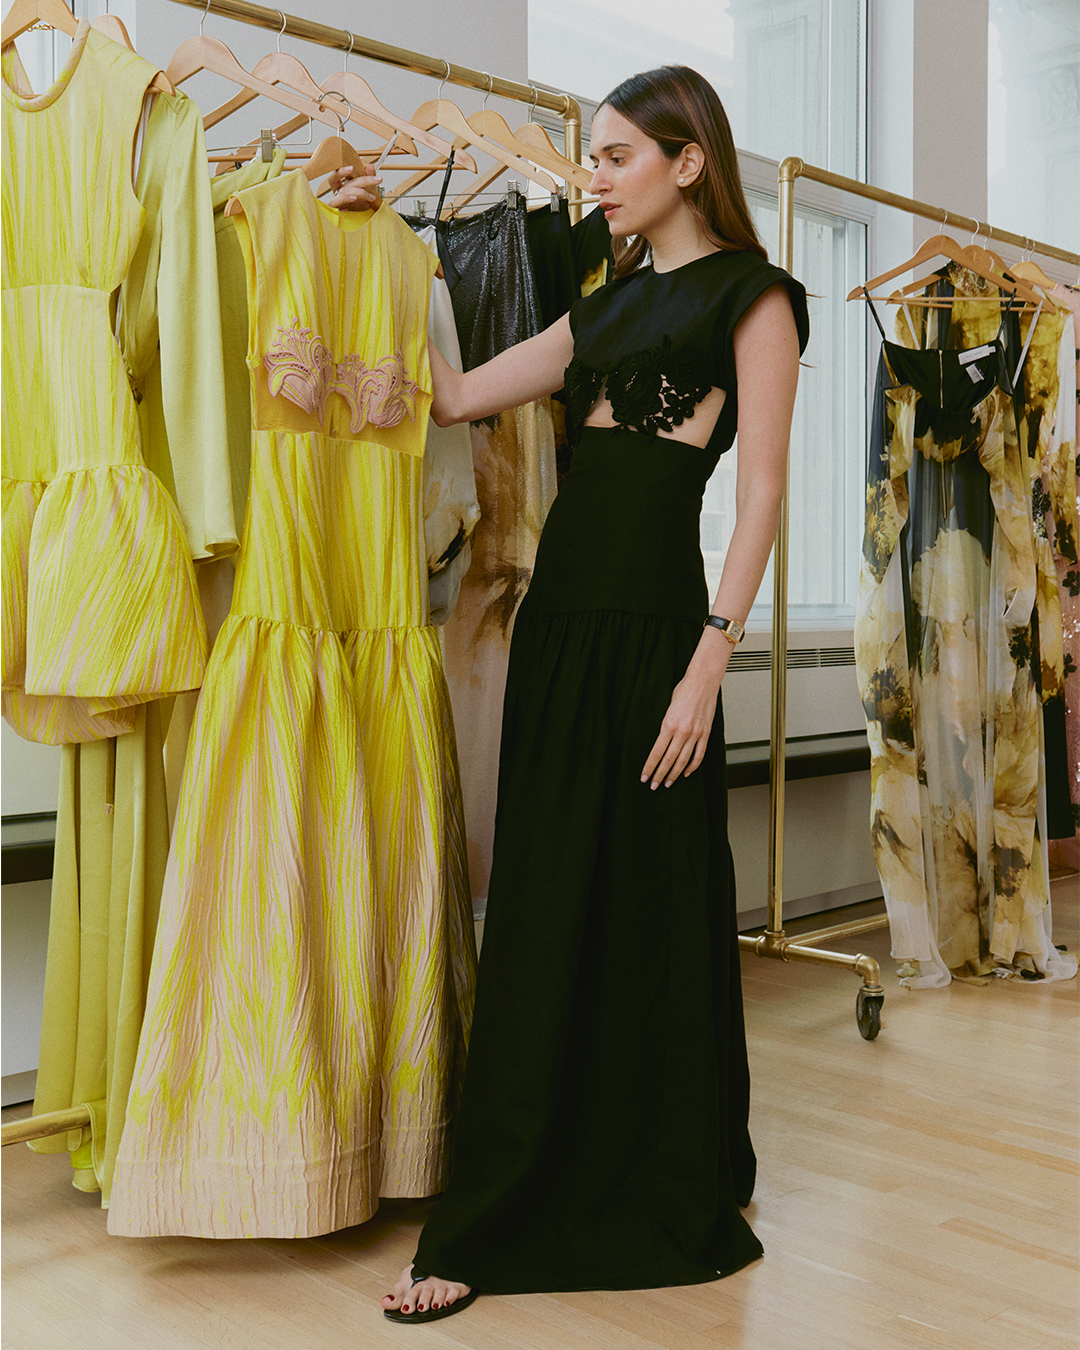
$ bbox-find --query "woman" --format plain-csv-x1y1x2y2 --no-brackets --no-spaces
333,64,808,1321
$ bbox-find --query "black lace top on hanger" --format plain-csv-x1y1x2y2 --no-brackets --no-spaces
565,249,809,456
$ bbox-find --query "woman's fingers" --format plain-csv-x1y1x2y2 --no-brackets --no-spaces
684,735,709,777
327,169,382,211
642,726,706,788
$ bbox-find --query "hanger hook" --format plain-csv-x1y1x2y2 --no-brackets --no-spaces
969,218,982,248
483,72,493,109
527,82,540,123
200,0,211,37
277,10,286,53
437,59,450,102
342,28,354,74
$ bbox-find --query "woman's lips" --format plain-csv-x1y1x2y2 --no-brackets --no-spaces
602,204,619,215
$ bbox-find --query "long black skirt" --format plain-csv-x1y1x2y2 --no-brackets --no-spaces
413,427,763,1292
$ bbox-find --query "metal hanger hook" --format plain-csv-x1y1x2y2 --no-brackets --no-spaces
483,73,493,109
969,219,983,248
276,11,286,53
199,0,211,37
342,29,354,74
527,82,540,123
437,59,450,102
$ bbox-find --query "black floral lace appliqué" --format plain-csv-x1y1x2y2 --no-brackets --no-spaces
565,336,716,438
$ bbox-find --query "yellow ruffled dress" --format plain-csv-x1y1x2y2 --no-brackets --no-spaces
110,174,476,1238
1,22,206,746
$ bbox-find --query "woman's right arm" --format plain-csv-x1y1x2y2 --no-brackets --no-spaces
431,313,574,427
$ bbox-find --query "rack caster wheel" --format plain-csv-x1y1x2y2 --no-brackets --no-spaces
856,987,884,1040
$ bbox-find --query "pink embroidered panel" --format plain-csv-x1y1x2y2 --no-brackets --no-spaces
263,318,421,435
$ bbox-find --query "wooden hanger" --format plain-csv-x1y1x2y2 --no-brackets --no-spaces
201,51,414,158
166,35,348,132
1010,258,1068,308
1,0,173,93
893,243,1045,308
849,234,1041,305
513,119,593,190
466,109,592,191
412,99,558,193
317,73,477,173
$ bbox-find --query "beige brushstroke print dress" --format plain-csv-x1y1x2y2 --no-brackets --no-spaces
855,274,1077,988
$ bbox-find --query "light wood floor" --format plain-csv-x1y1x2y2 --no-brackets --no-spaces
4,881,1077,1350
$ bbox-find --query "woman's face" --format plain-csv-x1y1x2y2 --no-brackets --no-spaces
587,104,687,241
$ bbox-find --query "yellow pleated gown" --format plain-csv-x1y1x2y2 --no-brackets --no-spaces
110,173,477,1238
1,22,206,746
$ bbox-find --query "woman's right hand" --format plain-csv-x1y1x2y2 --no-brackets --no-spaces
325,165,382,212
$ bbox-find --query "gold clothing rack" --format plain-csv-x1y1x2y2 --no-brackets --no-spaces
0,2,586,1155
740,156,1080,1039
164,0,584,219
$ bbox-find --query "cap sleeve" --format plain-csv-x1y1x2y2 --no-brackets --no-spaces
717,260,809,383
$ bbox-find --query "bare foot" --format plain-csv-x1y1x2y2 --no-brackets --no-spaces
382,1262,472,1316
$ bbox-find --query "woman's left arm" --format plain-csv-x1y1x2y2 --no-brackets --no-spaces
641,284,801,788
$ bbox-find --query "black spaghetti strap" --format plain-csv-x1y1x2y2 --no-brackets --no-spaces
863,287,888,341
994,290,1016,342
435,149,456,221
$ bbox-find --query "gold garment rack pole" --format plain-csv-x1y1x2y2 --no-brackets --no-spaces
3,2,585,1154
165,0,584,220
744,155,1080,1040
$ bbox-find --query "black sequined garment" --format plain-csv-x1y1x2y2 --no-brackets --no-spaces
421,199,544,372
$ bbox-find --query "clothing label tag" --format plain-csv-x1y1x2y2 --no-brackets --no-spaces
966,363,984,383
959,344,994,364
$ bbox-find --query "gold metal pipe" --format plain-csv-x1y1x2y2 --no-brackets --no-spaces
784,914,890,947
782,156,1079,267
1,1105,92,1147
765,162,797,937
165,0,577,118
564,113,584,225
738,932,884,992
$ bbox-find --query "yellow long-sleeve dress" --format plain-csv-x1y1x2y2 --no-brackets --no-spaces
109,173,477,1239
1,21,206,746
3,25,228,1205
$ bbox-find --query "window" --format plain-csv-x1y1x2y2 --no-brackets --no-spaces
529,0,865,178
701,181,867,626
988,0,1080,252
530,1,869,626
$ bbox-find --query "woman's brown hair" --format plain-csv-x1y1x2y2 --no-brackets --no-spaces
600,65,766,278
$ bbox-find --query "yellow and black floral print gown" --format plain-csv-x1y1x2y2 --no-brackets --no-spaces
855,278,1077,988
109,174,476,1238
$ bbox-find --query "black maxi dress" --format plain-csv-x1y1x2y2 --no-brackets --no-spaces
413,249,810,1294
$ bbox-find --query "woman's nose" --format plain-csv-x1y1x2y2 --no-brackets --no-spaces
588,165,607,195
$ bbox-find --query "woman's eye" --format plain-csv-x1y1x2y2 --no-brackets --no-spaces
610,157,623,166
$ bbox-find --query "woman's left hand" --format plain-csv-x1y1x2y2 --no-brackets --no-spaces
641,665,722,789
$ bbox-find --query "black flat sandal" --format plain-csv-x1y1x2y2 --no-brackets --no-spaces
383,1269,480,1324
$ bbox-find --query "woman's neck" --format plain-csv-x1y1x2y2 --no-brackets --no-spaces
646,214,720,274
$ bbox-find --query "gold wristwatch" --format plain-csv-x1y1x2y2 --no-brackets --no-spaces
703,615,745,645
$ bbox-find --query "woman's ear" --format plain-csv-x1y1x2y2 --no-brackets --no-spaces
677,142,706,188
